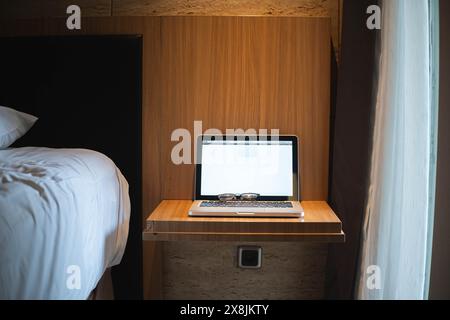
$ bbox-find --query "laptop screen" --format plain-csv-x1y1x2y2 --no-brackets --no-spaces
198,137,297,199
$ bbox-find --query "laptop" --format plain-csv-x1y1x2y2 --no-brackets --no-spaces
189,135,304,218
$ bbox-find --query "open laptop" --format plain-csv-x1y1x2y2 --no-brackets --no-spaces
189,135,303,218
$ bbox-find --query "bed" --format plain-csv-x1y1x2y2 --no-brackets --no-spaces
0,36,143,299
0,147,130,299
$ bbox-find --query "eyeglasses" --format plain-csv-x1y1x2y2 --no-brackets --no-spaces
218,193,260,201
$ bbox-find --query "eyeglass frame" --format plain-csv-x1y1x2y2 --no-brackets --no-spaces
218,193,260,201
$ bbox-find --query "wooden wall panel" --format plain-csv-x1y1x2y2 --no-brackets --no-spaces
152,17,331,299
156,17,330,200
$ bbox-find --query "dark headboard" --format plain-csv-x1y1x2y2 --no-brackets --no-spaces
0,36,143,299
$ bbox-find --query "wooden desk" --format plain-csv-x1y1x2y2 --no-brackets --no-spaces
143,200,345,242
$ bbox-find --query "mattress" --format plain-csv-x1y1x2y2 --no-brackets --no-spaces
0,147,130,299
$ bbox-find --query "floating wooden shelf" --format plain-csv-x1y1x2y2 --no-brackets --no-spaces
143,200,345,242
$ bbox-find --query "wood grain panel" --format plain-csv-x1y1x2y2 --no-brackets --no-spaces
144,200,343,236
163,241,328,299
155,17,330,201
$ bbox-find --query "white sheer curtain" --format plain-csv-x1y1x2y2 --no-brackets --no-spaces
356,0,438,299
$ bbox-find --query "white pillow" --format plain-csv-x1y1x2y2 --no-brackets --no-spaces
0,106,38,149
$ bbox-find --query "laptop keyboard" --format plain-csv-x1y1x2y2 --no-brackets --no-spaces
200,201,293,208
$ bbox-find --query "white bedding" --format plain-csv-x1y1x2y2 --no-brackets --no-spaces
0,147,130,299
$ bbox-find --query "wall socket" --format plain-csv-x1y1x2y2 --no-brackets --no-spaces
238,246,262,269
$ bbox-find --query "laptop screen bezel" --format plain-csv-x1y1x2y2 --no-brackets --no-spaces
194,135,300,201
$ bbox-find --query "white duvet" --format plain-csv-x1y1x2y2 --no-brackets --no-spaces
0,147,130,299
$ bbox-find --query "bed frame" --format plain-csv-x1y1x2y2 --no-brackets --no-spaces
0,36,143,299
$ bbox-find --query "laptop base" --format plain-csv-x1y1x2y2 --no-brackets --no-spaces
188,200,304,218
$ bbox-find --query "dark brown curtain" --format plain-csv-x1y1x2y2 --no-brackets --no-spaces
429,0,450,300
325,0,379,299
